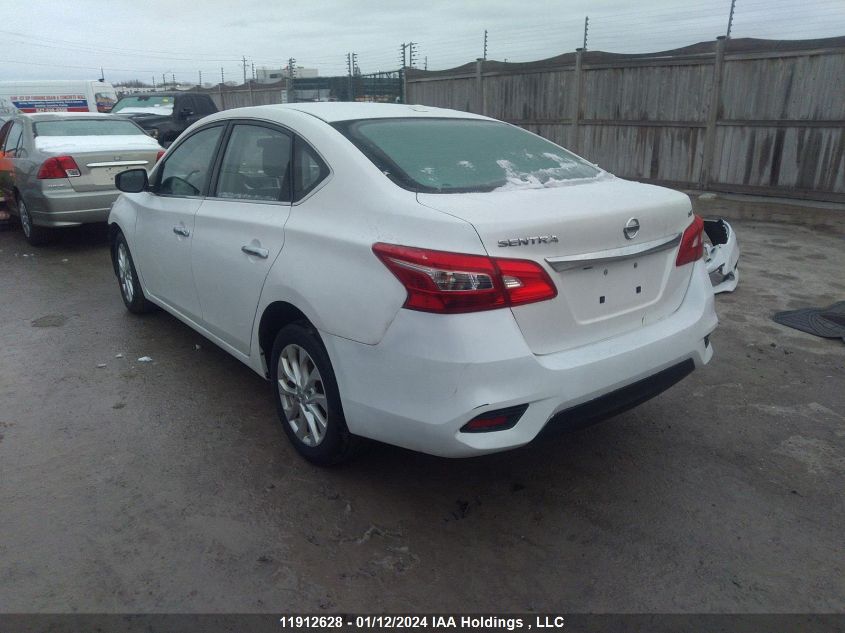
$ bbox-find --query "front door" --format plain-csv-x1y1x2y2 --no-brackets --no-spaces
133,124,225,321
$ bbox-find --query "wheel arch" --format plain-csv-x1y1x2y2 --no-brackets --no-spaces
257,301,316,376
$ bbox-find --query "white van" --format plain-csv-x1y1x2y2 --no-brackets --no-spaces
0,80,118,117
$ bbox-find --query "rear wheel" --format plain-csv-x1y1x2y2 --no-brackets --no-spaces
271,323,362,465
18,197,50,246
114,232,156,313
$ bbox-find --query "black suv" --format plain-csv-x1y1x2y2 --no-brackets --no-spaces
112,92,218,146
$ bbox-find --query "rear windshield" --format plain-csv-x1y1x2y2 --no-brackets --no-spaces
34,119,145,136
112,96,174,115
333,118,601,193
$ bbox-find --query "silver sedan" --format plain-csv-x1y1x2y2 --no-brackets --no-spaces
0,112,162,245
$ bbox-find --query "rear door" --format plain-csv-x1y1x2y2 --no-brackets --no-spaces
133,123,225,321
191,122,294,355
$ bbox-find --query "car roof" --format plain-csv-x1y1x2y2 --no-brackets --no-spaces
116,92,186,98
246,102,491,123
21,112,119,121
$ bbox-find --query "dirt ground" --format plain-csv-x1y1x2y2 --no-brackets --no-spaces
0,205,843,614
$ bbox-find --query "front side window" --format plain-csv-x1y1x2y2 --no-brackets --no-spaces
34,119,144,137
333,118,601,193
215,124,292,202
157,125,224,196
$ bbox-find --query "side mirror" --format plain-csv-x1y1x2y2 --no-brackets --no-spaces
115,168,149,193
179,107,194,118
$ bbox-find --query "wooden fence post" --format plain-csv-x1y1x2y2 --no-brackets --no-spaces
475,58,486,115
701,36,726,189
572,48,584,152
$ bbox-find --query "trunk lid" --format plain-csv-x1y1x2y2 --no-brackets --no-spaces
417,176,696,354
34,135,161,192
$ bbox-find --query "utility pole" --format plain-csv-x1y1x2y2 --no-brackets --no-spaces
726,0,736,38
100,67,105,81
347,52,354,100
352,53,359,75
583,16,589,50
171,73,175,87
152,75,156,90
242,56,249,84
483,30,488,60
424,56,428,70
288,57,297,78
162,73,166,89
408,42,418,68
399,43,407,68
198,70,202,87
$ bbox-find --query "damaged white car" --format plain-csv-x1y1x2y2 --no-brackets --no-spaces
703,219,740,294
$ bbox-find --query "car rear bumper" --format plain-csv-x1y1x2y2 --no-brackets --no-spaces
27,187,118,227
322,259,718,457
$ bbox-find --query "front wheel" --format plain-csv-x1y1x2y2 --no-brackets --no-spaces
271,323,362,465
18,197,50,246
114,232,156,313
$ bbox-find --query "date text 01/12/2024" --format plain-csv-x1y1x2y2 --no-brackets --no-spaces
277,615,567,629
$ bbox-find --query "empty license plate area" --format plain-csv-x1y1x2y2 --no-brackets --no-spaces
561,253,667,323
90,165,135,186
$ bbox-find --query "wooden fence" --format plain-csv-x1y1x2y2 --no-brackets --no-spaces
405,37,845,203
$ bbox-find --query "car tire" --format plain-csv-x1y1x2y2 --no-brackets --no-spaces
114,232,156,314
17,196,50,246
271,322,362,465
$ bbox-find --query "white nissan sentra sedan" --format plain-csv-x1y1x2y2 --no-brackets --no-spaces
108,103,717,464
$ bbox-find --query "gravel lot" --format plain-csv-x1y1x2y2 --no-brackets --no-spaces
0,211,843,613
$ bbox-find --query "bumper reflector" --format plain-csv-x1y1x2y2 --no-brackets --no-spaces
461,404,528,433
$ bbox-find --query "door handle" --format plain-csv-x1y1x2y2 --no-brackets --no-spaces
241,244,269,259
173,225,190,237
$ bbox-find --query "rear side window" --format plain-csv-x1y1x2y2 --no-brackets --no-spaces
34,119,144,136
194,96,216,116
333,118,600,193
157,125,224,196
0,121,11,150
3,121,23,155
293,137,329,201
215,124,292,202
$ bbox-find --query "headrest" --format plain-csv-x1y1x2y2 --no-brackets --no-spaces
259,136,289,178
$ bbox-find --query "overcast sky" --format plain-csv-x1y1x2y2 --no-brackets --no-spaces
2,0,843,84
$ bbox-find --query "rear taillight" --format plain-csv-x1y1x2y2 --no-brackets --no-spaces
37,156,81,179
372,243,557,314
676,215,704,267
156,150,165,162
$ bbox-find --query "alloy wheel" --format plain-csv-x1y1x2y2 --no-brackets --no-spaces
19,200,31,238
277,343,328,447
117,243,135,303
